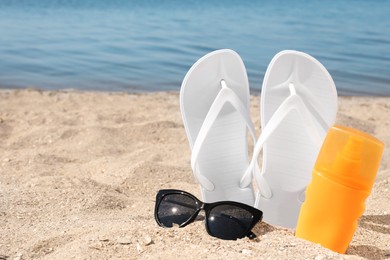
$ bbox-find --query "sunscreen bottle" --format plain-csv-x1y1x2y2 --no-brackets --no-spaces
295,125,384,254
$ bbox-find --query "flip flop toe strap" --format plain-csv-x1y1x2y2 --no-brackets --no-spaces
245,86,330,198
191,80,256,191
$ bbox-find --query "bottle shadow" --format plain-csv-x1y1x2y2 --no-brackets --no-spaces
347,245,390,260
347,214,390,259
359,214,390,234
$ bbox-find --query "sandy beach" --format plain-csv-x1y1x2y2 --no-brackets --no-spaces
0,89,389,259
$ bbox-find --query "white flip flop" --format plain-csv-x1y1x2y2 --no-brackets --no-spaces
180,49,256,205
244,50,338,228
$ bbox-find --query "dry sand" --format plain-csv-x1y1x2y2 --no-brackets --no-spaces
0,89,389,259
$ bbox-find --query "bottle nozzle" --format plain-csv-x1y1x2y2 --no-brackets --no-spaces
314,125,384,191
341,136,363,161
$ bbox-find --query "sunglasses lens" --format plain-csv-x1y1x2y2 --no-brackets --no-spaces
157,194,198,227
207,205,254,240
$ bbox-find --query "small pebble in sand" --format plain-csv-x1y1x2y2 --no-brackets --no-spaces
117,237,132,245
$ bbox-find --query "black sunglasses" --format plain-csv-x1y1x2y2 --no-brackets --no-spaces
154,189,263,240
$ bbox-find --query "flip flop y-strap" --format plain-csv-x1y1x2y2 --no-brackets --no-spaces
241,83,330,198
191,80,256,191
272,80,330,132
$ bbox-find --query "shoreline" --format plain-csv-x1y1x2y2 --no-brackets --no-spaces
0,89,388,259
1,86,389,97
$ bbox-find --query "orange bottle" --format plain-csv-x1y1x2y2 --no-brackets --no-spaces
295,125,384,254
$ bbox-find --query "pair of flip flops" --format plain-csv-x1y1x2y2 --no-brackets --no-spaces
180,49,338,228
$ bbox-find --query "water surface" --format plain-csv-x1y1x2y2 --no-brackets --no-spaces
0,0,389,95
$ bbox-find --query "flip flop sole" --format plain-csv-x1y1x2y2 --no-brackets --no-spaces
256,50,338,228
180,49,255,205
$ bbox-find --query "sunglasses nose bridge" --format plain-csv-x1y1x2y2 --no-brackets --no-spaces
190,201,205,219
183,203,202,225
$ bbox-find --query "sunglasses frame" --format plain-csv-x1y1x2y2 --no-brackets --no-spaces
154,189,263,240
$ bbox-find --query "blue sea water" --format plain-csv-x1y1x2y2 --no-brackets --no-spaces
0,0,390,95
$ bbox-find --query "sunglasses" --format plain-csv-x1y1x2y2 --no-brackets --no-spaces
154,189,263,240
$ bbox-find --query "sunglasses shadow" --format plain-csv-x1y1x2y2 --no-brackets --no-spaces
251,221,276,237
195,213,205,222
